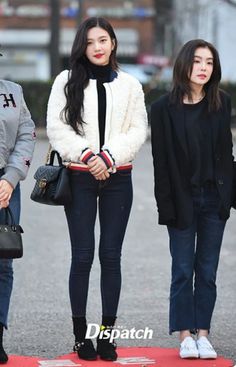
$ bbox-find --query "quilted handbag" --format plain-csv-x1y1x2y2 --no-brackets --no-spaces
0,207,23,259
30,150,72,206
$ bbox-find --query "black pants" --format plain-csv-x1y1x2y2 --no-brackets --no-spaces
65,170,133,317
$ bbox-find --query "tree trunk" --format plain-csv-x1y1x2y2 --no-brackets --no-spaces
49,0,60,78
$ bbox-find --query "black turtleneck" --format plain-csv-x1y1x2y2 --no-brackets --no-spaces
88,62,112,149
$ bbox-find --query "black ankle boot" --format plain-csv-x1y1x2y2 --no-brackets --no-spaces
0,324,8,364
0,347,8,365
73,340,97,361
97,336,117,361
96,317,118,361
72,317,97,361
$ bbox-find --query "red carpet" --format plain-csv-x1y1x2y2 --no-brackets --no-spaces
6,347,235,367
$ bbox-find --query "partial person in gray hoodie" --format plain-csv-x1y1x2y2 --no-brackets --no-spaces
0,54,35,363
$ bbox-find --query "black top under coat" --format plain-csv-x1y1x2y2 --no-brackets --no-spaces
87,62,112,149
183,97,214,187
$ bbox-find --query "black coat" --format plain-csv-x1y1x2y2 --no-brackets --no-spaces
151,91,235,229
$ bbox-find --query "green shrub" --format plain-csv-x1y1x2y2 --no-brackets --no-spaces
19,80,52,127
19,80,236,127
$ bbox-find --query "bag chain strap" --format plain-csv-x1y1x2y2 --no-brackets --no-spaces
45,145,52,164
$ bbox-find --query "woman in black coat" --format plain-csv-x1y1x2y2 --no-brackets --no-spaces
151,39,235,360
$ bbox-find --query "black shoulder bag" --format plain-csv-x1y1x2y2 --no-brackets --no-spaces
0,207,23,259
30,149,72,206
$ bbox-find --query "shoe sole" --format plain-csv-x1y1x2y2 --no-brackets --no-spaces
180,354,199,359
199,355,217,359
79,357,97,361
97,354,117,361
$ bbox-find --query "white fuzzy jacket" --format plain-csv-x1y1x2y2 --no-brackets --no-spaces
47,69,147,166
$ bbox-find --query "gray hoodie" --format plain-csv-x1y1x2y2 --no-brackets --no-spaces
0,79,35,188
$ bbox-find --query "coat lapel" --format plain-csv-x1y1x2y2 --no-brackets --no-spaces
168,103,189,158
210,111,220,152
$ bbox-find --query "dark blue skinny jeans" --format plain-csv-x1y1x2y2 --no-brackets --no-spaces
65,170,133,318
167,185,226,334
0,175,21,329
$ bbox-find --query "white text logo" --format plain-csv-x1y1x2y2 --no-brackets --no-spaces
85,324,153,343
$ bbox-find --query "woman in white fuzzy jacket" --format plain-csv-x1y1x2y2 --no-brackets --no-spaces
47,17,147,362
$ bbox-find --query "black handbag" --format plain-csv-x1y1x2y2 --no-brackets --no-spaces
30,150,72,206
0,207,23,259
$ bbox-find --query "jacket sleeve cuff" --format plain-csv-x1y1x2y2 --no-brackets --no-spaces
98,150,115,169
80,148,95,164
1,168,22,189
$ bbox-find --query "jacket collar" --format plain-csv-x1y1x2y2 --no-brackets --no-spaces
88,67,118,82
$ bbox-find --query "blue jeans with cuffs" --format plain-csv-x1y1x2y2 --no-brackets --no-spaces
167,184,226,334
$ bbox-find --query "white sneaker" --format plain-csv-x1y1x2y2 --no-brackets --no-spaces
196,336,217,359
179,336,199,359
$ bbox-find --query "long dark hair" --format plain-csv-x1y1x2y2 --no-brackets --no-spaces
170,39,222,111
63,17,118,134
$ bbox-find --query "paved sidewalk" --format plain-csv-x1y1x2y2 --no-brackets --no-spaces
3,136,236,364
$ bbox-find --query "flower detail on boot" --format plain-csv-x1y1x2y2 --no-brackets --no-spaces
73,340,97,361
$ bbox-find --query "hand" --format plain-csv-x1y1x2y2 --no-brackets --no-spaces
87,156,110,180
0,179,13,202
95,171,110,181
0,200,10,208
